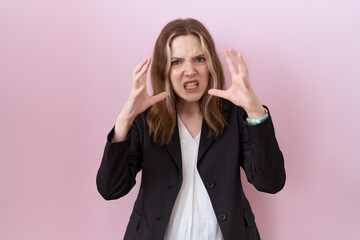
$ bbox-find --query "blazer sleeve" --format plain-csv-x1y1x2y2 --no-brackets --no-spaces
238,106,286,194
96,121,143,200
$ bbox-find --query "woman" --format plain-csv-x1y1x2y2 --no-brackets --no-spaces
96,18,286,240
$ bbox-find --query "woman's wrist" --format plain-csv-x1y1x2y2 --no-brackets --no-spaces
246,108,269,126
112,114,133,143
116,113,133,126
245,105,267,119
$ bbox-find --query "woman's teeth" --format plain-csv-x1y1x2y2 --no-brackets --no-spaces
184,82,198,89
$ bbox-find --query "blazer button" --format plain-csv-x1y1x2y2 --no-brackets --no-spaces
207,182,215,189
218,213,227,221
168,185,176,191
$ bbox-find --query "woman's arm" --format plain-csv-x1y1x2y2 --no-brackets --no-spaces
239,107,286,194
209,48,285,193
96,58,168,200
96,123,143,200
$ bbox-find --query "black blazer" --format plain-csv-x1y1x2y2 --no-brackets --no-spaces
96,100,286,240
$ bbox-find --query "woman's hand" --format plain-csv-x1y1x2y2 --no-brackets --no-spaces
120,57,168,121
208,48,265,118
113,58,168,142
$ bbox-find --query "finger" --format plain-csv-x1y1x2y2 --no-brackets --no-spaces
229,48,242,63
151,91,169,104
137,59,151,82
229,48,248,73
136,58,151,79
133,58,151,87
208,89,229,100
133,58,148,76
134,83,146,95
223,49,238,74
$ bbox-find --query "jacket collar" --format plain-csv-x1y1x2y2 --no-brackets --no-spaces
198,121,216,164
164,118,216,172
164,118,182,172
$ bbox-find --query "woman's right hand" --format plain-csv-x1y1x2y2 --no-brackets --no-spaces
113,58,169,142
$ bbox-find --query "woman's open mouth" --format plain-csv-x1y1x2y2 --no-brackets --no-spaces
184,80,199,92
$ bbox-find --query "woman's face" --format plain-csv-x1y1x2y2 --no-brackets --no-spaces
169,34,209,105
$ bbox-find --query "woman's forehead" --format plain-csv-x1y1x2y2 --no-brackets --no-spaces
170,35,204,57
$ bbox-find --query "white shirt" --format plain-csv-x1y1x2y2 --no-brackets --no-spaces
164,116,224,240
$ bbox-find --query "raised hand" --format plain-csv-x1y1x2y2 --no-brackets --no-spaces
113,58,168,142
208,48,265,118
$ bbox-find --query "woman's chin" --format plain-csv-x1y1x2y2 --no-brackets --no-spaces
177,95,203,104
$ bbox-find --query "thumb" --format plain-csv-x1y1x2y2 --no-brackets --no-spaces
208,89,228,100
151,91,169,104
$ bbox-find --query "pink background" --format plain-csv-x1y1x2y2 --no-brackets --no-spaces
1,0,360,239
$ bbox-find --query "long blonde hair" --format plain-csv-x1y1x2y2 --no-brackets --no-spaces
147,18,227,145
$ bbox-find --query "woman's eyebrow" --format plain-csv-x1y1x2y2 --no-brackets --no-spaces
171,54,205,60
194,54,205,58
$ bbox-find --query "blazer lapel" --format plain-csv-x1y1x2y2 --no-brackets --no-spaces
198,120,216,163
164,120,182,173
197,99,231,163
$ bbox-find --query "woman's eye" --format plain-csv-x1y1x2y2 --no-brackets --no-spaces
171,60,181,65
195,57,206,63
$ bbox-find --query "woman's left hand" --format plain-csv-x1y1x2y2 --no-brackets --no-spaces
208,48,265,118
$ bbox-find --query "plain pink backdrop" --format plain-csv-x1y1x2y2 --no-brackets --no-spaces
1,0,359,239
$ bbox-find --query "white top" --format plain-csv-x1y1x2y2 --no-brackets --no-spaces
164,116,224,240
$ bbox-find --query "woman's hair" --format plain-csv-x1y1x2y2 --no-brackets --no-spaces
147,18,227,145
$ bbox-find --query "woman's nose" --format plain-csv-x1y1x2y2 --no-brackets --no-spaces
184,61,196,76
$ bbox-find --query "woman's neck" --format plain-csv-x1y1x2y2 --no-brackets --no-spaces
176,100,201,116
176,100,203,138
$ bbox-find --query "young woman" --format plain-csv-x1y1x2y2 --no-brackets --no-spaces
96,18,286,240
